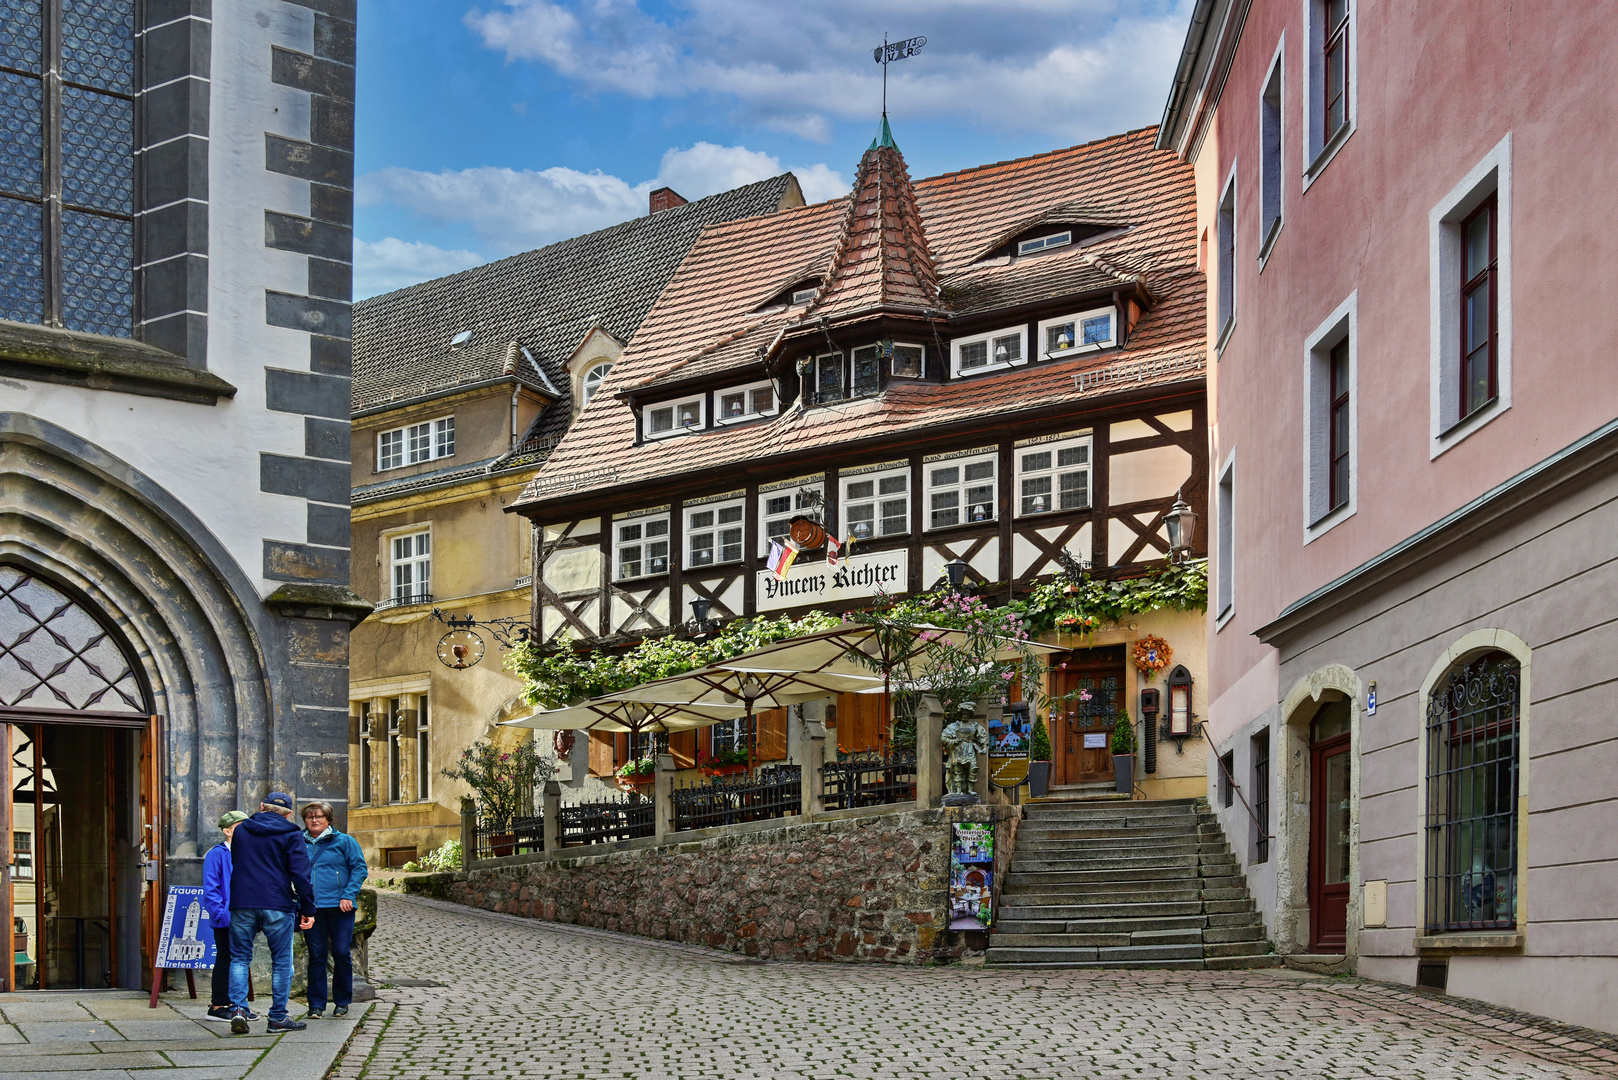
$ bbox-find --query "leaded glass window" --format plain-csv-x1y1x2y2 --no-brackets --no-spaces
0,564,145,714
0,0,136,337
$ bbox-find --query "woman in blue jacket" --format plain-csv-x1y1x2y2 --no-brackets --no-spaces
202,811,252,1022
300,801,368,1018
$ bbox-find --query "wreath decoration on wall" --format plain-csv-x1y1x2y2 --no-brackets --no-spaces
1131,635,1173,678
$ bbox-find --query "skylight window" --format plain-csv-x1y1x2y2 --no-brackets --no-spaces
449,330,473,348
791,287,817,306
1018,231,1072,256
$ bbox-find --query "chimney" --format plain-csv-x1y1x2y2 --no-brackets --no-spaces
648,186,688,214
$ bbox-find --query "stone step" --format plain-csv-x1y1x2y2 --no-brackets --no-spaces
1023,807,1201,823
1203,898,1255,915
1016,826,1202,842
990,931,1134,948
1013,838,1208,857
997,899,1204,922
1002,875,1199,893
1202,924,1266,944
1131,927,1204,946
1002,888,1202,908
1199,887,1252,902
1206,911,1266,929
987,943,1204,965
1006,864,1201,886
1203,940,1276,959
986,957,1208,970
993,913,1207,936
1204,953,1284,970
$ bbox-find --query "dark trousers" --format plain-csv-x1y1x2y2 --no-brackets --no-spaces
210,924,232,1007
304,907,355,1010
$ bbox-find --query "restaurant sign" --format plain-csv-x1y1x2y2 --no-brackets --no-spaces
756,549,907,611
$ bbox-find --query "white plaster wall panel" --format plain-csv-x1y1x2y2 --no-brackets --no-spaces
1107,516,1169,563
1071,521,1092,563
647,592,669,624
1520,861,1618,925
1011,533,1039,578
718,578,744,614
1448,957,1618,1037
1354,785,1415,849
611,594,633,627
544,547,599,593
1109,444,1192,505
1155,409,1194,432
968,538,998,581
1523,799,1618,867
1108,418,1158,442
542,605,563,638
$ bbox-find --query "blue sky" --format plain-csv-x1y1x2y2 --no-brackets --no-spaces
354,0,1193,298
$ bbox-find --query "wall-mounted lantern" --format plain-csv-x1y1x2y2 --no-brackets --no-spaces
1164,489,1198,562
944,557,969,593
689,597,718,638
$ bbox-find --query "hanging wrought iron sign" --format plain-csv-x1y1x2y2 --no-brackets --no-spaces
430,608,531,670
436,629,485,670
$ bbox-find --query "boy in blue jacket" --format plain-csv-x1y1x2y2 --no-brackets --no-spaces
300,800,368,1018
202,810,252,1022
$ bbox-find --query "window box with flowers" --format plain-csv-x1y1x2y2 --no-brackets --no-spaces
696,746,749,777
616,755,657,793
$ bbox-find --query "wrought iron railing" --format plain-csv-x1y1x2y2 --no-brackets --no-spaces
473,812,545,861
821,752,916,809
672,765,801,832
557,795,654,847
376,592,432,610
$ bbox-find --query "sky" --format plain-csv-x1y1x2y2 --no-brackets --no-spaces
353,0,1194,299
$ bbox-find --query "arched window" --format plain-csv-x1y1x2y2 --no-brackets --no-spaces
0,564,146,715
580,361,613,405
1424,650,1519,932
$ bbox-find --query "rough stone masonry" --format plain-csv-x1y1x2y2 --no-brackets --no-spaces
404,805,1019,963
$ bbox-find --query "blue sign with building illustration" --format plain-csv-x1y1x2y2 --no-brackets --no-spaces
153,886,215,969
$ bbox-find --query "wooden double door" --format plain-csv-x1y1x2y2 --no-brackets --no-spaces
1049,646,1125,786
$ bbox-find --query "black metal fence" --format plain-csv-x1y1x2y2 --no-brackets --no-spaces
558,795,655,846
473,811,545,861
672,765,802,832
821,752,916,809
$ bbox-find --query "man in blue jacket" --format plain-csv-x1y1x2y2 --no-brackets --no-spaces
228,792,315,1034
301,801,368,1018
202,810,255,1022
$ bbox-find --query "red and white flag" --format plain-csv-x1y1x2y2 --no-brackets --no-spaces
825,534,840,566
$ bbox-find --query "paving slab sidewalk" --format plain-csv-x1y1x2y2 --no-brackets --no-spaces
0,992,368,1080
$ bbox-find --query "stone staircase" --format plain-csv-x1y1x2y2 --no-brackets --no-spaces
987,797,1280,969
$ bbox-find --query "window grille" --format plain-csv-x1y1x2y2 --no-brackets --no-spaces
1219,751,1234,807
815,352,844,403
1018,231,1070,255
852,345,881,397
0,0,137,337
1252,729,1271,863
891,343,923,378
12,830,32,879
1425,651,1519,932
580,362,612,405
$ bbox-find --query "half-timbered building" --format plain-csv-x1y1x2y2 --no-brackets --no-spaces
509,124,1211,799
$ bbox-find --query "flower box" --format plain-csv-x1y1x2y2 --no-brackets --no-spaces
699,763,748,778
616,773,655,794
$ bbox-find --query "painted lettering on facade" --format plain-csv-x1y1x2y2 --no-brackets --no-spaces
755,550,908,611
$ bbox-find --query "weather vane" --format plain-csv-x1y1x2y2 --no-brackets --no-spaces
873,33,927,118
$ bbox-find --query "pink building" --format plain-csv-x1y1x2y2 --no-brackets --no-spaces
1160,0,1618,1028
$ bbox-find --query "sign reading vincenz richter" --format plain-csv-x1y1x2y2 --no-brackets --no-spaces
756,550,907,611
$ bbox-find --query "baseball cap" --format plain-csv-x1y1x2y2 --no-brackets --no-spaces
217,810,249,829
262,791,294,811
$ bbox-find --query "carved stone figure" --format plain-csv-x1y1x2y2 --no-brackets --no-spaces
941,717,990,802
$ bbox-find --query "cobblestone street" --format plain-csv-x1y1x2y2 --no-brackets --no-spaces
327,893,1618,1079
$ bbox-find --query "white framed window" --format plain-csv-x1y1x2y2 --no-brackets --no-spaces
812,352,844,404
1018,231,1071,256
952,325,1025,377
416,695,431,802
1215,450,1236,627
644,396,704,439
1039,306,1117,360
1304,0,1356,185
1259,39,1284,264
614,511,671,579
926,451,997,530
1429,135,1512,459
581,361,613,406
716,381,777,423
1304,292,1357,541
387,699,402,804
891,342,924,378
686,497,746,568
841,464,910,541
1015,434,1091,517
389,529,431,603
1217,168,1236,350
12,830,31,880
759,477,824,555
377,416,455,471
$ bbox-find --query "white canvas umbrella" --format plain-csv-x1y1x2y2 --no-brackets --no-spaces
501,698,745,734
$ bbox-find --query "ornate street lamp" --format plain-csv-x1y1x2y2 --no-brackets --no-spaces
1164,489,1198,562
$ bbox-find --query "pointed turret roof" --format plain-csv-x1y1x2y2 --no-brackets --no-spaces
806,121,939,319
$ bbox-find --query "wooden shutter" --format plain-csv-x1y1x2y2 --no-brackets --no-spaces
588,731,615,777
755,708,788,762
836,693,887,754
614,732,629,765
669,729,697,769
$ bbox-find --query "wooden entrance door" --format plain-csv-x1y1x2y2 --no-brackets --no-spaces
1049,646,1125,785
1309,701,1352,952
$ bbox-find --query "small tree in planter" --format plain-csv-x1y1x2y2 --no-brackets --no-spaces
1028,716,1053,797
1110,712,1137,796
442,736,555,847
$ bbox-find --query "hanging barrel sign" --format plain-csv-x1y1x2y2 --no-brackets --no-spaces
988,703,1031,788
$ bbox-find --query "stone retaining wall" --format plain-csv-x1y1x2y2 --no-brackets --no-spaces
404,805,1020,963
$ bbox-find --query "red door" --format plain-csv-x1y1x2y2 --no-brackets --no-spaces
1048,646,1124,786
1309,701,1352,952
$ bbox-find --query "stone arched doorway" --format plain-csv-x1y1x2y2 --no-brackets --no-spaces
2,562,156,990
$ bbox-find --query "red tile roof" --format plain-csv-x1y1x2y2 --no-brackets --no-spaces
513,127,1202,515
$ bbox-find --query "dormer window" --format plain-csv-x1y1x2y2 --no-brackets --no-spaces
580,361,613,405
851,346,882,397
1018,231,1071,256
644,395,704,439
951,325,1026,377
791,287,817,306
891,343,923,378
813,352,844,403
1039,305,1117,358
716,381,777,424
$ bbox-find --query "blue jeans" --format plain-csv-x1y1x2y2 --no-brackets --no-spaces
229,909,294,1022
304,907,355,1011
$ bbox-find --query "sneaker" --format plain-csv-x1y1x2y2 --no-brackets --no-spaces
230,1009,250,1035
244,1010,262,1021
333,1005,348,1018
205,1006,234,1023
306,1010,324,1020
268,1017,307,1033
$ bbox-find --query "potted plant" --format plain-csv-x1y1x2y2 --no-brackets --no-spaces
441,737,554,857
616,754,657,793
1110,711,1137,796
1028,716,1053,798
696,746,748,777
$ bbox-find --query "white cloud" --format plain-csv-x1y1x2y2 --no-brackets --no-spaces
355,142,847,258
354,237,486,298
464,0,1191,144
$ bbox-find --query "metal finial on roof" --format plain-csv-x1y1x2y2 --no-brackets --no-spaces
872,33,926,124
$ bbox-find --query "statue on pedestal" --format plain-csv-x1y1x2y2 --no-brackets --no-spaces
941,716,990,806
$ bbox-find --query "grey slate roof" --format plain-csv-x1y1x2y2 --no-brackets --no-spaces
350,176,803,455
